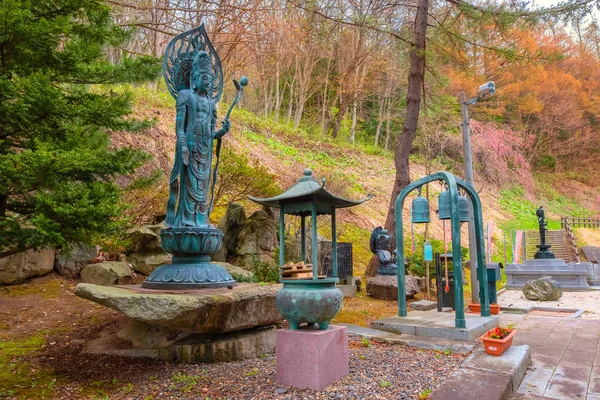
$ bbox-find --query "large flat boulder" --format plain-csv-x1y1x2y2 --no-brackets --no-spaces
80,261,134,286
0,248,55,285
75,283,282,333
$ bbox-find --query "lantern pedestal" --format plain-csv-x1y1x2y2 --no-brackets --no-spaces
276,325,348,390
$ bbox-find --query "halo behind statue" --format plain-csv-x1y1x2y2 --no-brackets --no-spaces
370,226,384,253
163,24,224,102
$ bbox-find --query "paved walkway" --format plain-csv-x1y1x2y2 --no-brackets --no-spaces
501,313,600,399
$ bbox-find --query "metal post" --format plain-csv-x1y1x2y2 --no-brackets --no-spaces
311,202,318,281
447,175,466,328
395,207,408,317
331,207,338,279
279,204,285,281
300,215,306,263
503,230,507,266
460,91,480,304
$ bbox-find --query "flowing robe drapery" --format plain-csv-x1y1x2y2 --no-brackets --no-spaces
165,89,217,228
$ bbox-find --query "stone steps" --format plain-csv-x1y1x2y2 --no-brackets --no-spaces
524,230,573,261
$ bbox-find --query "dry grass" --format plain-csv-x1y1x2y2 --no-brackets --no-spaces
333,292,408,327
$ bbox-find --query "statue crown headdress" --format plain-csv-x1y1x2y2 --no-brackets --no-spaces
162,24,223,101
192,51,213,74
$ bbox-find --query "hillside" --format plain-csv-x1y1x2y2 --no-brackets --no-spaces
113,84,600,274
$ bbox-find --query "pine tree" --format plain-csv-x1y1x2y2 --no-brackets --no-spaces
0,0,161,257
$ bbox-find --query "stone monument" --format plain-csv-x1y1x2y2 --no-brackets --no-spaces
505,207,589,290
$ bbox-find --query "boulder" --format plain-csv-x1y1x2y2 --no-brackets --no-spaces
127,253,171,276
125,226,163,253
75,282,283,333
210,243,227,263
366,274,421,300
54,243,98,278
80,262,134,286
85,320,276,363
236,209,278,270
212,261,254,280
219,203,247,258
0,248,55,285
523,276,563,301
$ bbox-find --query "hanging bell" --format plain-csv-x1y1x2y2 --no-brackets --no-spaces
458,195,471,222
411,193,431,224
438,190,471,222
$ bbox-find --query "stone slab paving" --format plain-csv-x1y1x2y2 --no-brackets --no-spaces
501,313,600,399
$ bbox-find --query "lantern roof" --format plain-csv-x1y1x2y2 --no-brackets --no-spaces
248,169,371,216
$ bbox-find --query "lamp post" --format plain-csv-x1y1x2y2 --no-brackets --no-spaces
460,81,495,304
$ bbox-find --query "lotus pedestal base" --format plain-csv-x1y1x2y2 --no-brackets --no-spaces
142,227,236,290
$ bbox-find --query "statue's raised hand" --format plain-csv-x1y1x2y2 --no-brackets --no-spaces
182,146,189,166
215,120,231,139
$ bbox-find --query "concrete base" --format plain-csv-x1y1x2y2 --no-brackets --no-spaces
84,320,276,363
411,300,437,311
337,284,357,298
339,323,477,354
430,345,531,400
276,325,348,390
505,259,589,290
370,311,499,341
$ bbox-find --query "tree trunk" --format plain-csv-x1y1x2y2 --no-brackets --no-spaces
384,0,429,238
350,100,358,143
384,98,392,150
287,77,295,123
366,0,429,278
274,61,281,123
321,57,332,134
375,89,384,146
0,193,6,218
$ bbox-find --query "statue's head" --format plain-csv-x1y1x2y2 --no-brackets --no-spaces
536,206,544,218
376,229,393,250
191,51,213,94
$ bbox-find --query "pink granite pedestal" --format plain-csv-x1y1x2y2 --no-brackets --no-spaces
276,325,349,391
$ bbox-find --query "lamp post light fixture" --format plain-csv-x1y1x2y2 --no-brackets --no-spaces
460,81,495,304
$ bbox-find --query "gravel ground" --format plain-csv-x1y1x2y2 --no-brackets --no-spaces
41,332,463,400
498,289,600,319
1,276,464,400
